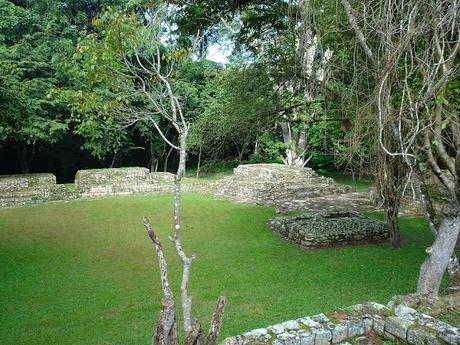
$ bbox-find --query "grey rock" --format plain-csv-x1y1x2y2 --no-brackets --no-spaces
347,320,365,338
314,328,332,345
280,320,301,331
385,316,413,339
298,317,321,329
393,304,417,318
407,327,427,345
268,324,287,335
362,318,373,333
311,314,330,324
331,324,348,344
439,332,460,345
372,317,385,336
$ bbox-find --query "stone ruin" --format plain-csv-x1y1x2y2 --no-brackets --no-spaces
221,301,459,345
267,211,388,249
0,167,177,207
75,167,157,197
189,164,353,209
0,173,76,207
0,164,368,210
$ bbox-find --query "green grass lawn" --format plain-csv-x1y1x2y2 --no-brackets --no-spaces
0,194,434,345
317,170,374,192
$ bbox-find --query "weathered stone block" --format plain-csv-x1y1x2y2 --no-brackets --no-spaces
385,316,413,339
347,320,365,338
267,212,388,249
0,173,79,207
372,316,385,336
331,324,348,343
75,167,156,197
298,331,315,345
153,172,175,183
439,332,460,345
298,317,321,329
363,318,373,333
394,305,417,319
407,326,427,345
314,328,332,345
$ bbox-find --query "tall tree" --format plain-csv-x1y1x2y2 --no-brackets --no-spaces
75,4,227,343
342,0,460,292
0,0,70,172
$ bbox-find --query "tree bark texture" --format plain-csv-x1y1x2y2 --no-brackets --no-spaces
417,203,460,297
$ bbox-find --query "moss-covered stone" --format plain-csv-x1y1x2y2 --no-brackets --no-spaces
267,211,388,249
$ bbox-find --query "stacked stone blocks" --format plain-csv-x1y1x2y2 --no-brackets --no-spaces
0,168,176,207
75,167,157,197
187,164,354,209
221,302,459,345
267,212,388,248
0,173,77,207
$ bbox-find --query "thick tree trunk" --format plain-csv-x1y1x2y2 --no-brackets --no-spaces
280,122,308,166
417,202,460,297
386,199,401,249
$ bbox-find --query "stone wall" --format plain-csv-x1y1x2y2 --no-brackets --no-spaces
221,302,459,345
0,164,366,209
0,168,175,207
75,167,157,197
0,174,77,207
267,212,388,248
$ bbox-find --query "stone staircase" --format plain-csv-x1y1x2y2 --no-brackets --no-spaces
189,164,357,209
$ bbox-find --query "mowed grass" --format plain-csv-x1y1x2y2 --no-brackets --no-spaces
0,194,434,345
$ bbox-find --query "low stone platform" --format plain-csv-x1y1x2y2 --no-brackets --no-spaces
0,168,176,207
75,167,157,197
221,302,459,345
0,174,77,207
267,212,388,249
189,164,353,208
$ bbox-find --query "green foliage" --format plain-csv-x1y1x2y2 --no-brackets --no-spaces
189,64,277,162
0,0,70,150
56,5,147,162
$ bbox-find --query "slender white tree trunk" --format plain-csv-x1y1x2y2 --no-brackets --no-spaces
173,133,194,333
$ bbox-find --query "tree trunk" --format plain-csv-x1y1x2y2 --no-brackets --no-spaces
164,146,174,172
417,202,460,297
173,133,194,333
196,146,202,179
281,122,293,165
386,199,401,249
149,141,158,173
110,152,119,168
381,156,403,249
19,144,33,174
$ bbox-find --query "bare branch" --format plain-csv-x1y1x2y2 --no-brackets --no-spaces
143,217,178,345
206,296,226,345
341,0,377,66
